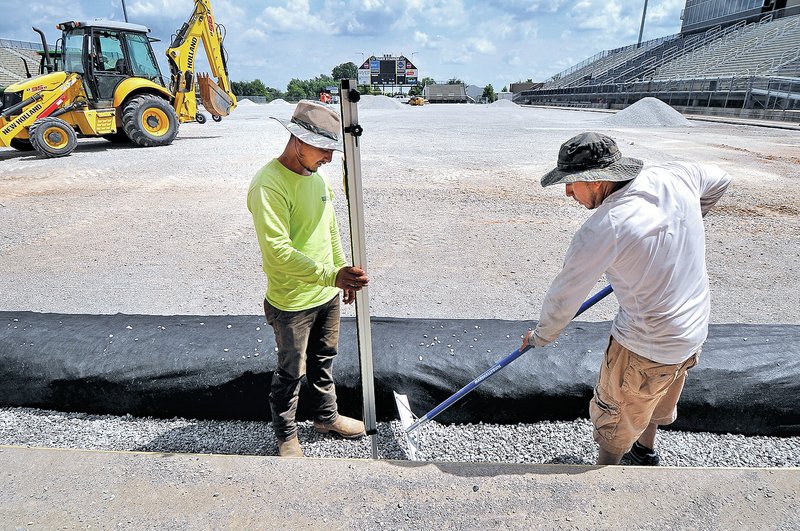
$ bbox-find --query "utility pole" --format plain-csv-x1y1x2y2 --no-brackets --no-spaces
637,0,649,48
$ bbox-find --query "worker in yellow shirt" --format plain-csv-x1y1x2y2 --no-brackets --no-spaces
248,100,369,457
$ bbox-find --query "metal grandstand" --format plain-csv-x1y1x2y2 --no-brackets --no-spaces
423,83,469,103
517,6,800,123
0,39,48,88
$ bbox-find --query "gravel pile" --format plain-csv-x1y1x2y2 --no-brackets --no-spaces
490,99,519,107
603,97,694,127
357,95,407,110
2,407,798,468
268,98,291,105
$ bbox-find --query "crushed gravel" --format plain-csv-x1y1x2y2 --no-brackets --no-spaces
1,103,798,467
2,407,798,468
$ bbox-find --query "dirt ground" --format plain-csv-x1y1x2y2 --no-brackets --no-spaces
1,103,797,327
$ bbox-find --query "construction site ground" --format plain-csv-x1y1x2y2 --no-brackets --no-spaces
1,101,799,527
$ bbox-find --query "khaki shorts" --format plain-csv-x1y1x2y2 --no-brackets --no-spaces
589,336,699,455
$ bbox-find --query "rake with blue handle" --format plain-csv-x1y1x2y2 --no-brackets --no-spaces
394,284,614,460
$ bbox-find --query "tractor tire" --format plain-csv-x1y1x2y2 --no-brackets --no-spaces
196,112,206,124
122,95,179,147
9,138,35,151
29,117,78,158
102,131,132,143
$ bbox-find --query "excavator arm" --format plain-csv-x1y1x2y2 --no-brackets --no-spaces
166,0,237,122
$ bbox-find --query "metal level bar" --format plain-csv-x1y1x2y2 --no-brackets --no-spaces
339,79,378,459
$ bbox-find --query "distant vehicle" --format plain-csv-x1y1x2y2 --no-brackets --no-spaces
408,96,426,106
394,94,409,103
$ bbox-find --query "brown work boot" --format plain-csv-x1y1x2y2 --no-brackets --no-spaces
276,435,304,457
314,415,366,439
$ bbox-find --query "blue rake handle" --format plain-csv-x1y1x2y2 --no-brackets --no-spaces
404,284,614,434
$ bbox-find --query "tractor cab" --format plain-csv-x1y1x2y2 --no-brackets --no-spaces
57,20,165,105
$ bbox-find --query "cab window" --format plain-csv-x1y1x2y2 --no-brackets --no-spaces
93,31,125,73
63,31,84,74
125,33,160,79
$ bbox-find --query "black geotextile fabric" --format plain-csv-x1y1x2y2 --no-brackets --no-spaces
1,311,798,435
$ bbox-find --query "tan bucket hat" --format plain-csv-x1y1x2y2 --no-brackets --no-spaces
271,100,343,151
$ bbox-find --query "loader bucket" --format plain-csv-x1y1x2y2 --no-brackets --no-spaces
197,73,235,117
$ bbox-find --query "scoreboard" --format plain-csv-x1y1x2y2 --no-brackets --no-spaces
357,55,418,87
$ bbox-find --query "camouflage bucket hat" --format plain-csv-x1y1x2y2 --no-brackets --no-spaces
271,100,343,151
541,132,643,187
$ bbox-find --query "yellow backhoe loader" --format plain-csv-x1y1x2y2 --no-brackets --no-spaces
0,0,236,158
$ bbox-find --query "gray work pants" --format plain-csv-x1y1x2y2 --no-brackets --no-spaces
263,296,340,439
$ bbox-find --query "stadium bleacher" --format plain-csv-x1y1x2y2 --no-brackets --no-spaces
423,83,468,103
0,44,45,88
655,15,800,79
518,8,800,123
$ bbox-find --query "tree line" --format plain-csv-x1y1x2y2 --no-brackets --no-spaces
231,62,500,102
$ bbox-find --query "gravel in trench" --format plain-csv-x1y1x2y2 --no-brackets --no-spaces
2,407,798,468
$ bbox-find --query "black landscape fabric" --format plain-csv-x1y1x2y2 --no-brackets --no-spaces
1,311,798,436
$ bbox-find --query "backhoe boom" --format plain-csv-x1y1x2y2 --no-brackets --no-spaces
166,0,237,122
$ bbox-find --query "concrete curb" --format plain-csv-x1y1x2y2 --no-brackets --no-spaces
1,445,798,529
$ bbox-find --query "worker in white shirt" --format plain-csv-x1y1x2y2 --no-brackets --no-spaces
522,132,731,466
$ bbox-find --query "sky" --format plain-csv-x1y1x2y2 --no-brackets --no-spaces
1,0,687,91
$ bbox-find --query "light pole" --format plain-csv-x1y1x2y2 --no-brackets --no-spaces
637,0,649,48
356,52,365,65
121,0,129,22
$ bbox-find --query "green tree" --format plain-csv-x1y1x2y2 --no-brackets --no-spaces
502,85,508,92
231,79,284,101
331,62,358,81
284,74,336,101
231,79,265,96
446,77,464,85
482,84,497,103
264,87,284,101
417,77,436,90
285,79,307,101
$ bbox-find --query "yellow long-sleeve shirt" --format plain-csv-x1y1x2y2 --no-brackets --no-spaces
247,159,346,312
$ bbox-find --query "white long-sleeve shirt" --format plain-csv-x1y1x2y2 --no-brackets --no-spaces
533,162,732,364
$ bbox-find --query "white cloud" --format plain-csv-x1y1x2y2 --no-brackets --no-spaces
128,0,192,17
260,0,338,35
467,38,495,54
360,0,385,9
241,28,267,43
414,0,468,28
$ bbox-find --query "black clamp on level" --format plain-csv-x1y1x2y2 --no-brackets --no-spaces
345,123,363,137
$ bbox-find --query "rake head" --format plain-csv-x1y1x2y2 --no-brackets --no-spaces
393,391,423,461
